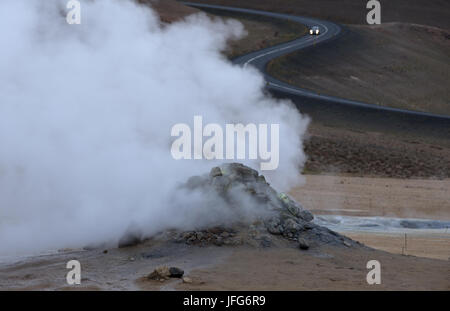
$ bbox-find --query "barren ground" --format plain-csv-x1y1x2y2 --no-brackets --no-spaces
2,240,448,291
302,123,450,179
290,175,450,220
290,174,450,260
172,246,449,290
1,174,448,291
267,23,450,115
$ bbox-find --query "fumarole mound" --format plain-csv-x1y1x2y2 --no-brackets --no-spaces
119,163,361,250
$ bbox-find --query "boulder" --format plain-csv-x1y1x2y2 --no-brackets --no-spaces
298,238,310,250
169,267,184,278
175,163,358,250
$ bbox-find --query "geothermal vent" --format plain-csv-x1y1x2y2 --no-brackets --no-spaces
119,163,360,250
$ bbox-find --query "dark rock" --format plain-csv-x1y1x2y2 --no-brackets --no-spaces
174,163,360,249
266,220,283,235
211,175,232,193
169,267,184,278
304,222,316,230
209,166,223,178
298,238,310,250
283,218,305,233
214,237,224,246
223,163,258,182
299,210,314,222
257,175,267,184
196,232,205,240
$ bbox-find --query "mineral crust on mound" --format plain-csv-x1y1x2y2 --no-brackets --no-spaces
174,163,359,249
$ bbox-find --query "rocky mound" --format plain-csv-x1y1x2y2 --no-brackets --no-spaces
117,163,360,250
170,163,360,250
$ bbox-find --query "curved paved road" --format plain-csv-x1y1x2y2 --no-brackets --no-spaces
183,2,450,140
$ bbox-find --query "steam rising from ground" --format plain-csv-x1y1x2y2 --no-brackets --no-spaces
0,0,308,256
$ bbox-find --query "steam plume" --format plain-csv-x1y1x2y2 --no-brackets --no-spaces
0,0,308,256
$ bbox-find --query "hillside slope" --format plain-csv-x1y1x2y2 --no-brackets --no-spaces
267,23,450,115
187,0,450,29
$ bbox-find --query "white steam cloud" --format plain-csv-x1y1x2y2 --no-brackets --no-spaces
0,0,308,256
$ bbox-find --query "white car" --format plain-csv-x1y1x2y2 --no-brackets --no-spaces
309,26,320,35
